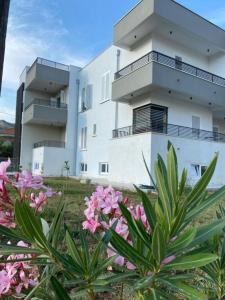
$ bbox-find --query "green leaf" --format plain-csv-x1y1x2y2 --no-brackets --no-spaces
0,245,42,256
167,145,178,206
172,282,207,300
168,228,197,252
0,224,31,242
65,231,84,268
119,203,150,248
133,275,154,291
135,185,156,231
110,229,153,269
179,168,187,197
186,185,225,222
152,224,165,263
163,253,218,270
154,161,171,225
50,276,71,300
48,201,65,248
188,217,225,248
79,231,90,269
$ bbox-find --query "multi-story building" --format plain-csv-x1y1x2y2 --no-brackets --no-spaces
15,0,225,188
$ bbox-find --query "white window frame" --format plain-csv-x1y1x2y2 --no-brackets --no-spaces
101,71,111,103
80,163,87,173
99,162,109,175
81,127,87,150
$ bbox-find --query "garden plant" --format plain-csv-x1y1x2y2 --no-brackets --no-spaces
0,143,224,299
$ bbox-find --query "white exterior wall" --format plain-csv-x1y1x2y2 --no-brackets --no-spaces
151,134,225,188
76,46,118,179
32,147,69,176
20,124,64,170
109,133,151,188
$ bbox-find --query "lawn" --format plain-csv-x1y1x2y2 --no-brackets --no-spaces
43,177,225,229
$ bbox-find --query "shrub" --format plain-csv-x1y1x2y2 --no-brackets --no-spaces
0,144,224,299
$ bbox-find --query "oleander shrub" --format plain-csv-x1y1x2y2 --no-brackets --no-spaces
0,144,224,299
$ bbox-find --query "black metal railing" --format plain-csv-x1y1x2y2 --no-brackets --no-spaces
25,98,67,111
115,50,225,87
33,140,65,149
27,57,69,74
112,122,225,144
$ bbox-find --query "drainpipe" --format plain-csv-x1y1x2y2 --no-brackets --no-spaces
115,49,121,129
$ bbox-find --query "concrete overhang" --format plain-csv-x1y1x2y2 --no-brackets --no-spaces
114,0,225,54
23,104,67,127
112,61,225,107
25,58,69,94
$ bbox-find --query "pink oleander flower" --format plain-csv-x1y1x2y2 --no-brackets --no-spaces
0,158,11,191
160,255,176,268
0,241,39,296
83,217,101,233
30,192,47,212
0,211,15,228
13,170,43,192
0,270,12,295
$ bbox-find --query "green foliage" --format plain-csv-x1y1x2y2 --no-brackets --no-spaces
108,143,225,299
199,205,225,300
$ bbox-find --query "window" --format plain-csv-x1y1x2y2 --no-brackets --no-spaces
81,127,87,150
201,166,207,176
191,164,207,178
81,85,93,112
191,164,200,177
93,124,97,136
34,163,39,170
175,56,182,70
80,163,87,173
99,163,109,174
101,72,110,102
133,104,168,134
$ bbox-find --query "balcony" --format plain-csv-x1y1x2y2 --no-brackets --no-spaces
25,57,69,93
112,51,225,105
23,98,67,126
113,122,225,144
33,140,65,149
114,0,225,53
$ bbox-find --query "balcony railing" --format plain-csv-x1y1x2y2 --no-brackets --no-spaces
33,140,65,149
27,57,69,74
112,122,225,144
25,98,67,111
115,51,225,87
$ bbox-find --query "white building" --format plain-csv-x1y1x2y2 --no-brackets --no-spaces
15,0,225,189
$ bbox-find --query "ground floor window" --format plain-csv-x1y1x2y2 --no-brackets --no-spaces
99,162,109,175
191,164,207,177
80,163,87,173
34,163,39,170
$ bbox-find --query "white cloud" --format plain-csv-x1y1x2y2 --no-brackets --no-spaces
0,0,91,122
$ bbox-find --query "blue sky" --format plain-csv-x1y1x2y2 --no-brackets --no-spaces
1,0,225,122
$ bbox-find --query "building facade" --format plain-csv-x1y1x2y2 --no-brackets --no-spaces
16,0,225,188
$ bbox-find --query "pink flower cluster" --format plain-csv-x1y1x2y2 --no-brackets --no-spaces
83,186,176,270
0,158,59,296
0,241,39,296
83,186,150,269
